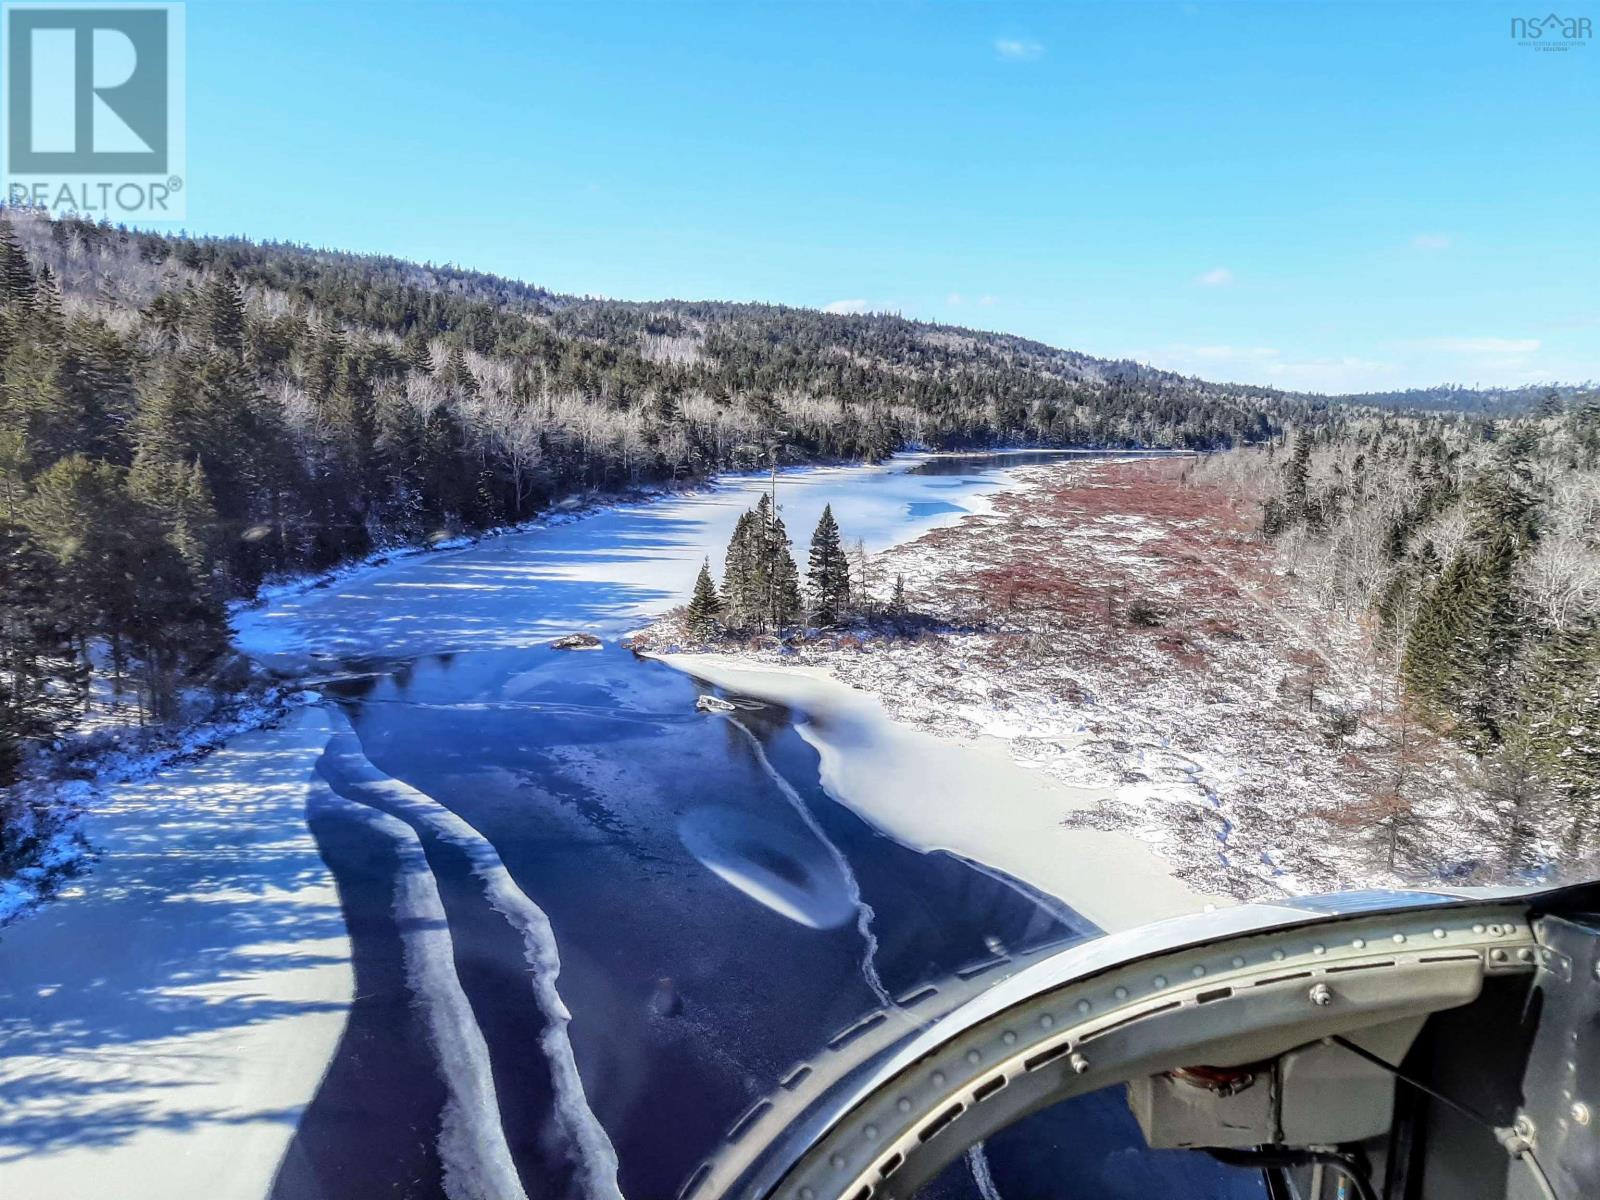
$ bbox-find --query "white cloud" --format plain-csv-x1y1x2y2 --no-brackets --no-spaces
994,38,1044,60
822,299,870,315
946,292,963,306
1186,345,1280,362
1127,343,1399,392
1406,336,1541,354
1411,232,1452,250
1195,267,1234,287
977,295,998,307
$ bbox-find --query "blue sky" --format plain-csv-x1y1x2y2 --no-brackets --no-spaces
173,0,1596,394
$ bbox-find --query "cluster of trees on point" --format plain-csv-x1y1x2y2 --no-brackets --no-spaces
684,501,899,640
0,205,1304,782
1247,394,1600,866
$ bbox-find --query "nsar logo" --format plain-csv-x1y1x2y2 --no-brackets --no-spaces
1510,11,1593,50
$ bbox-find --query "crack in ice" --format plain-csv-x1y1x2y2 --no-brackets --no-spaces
318,719,625,1200
313,785,532,1200
725,716,893,1008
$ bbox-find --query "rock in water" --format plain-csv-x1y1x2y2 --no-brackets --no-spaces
550,632,603,651
650,977,683,1017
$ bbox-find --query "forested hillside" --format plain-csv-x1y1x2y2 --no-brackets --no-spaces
1250,403,1600,865
0,208,1300,781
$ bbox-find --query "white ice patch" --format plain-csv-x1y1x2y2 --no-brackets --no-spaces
678,805,859,931
319,723,624,1200
968,1143,1004,1200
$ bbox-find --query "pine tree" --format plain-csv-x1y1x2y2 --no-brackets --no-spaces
806,504,850,625
199,269,246,356
721,511,762,631
0,218,36,308
685,558,723,640
1283,433,1312,524
771,536,803,629
888,572,908,617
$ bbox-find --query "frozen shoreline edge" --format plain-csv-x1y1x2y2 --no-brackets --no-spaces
649,652,1221,934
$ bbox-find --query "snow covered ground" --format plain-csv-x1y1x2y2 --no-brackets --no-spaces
641,457,1491,904
0,706,352,1200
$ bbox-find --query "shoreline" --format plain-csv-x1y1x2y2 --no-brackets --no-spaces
637,455,1486,906
654,652,1222,933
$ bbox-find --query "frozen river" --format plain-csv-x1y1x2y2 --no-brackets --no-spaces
0,452,1258,1200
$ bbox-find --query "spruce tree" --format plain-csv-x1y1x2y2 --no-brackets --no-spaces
0,218,36,308
443,344,479,396
1283,434,1312,525
200,269,246,356
888,572,908,616
771,536,803,629
1516,621,1600,850
806,504,850,624
685,558,723,640
721,511,760,632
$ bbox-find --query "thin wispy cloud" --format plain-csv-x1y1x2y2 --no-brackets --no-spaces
822,299,870,315
1411,232,1452,250
994,37,1044,61
1407,336,1540,354
977,295,998,307
1130,343,1398,392
946,292,963,306
1195,267,1234,287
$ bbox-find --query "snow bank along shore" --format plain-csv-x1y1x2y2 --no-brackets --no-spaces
657,654,1218,933
0,706,352,1200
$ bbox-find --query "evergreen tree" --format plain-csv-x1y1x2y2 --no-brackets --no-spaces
199,269,246,355
806,504,850,624
770,534,803,630
720,510,763,631
685,558,723,640
0,520,86,759
1515,621,1600,851
888,572,908,617
442,344,479,397
0,218,35,307
1283,433,1312,524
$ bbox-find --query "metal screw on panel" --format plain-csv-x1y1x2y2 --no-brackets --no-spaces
1514,1114,1538,1148
1309,983,1333,1007
1069,1053,1090,1075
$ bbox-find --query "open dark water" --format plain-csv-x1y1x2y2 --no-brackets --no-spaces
270,642,1261,1200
